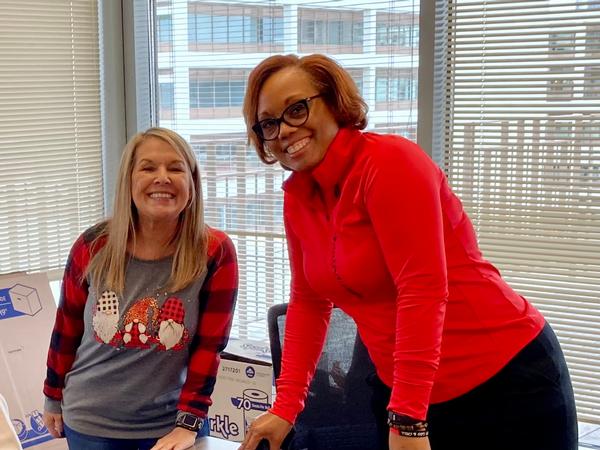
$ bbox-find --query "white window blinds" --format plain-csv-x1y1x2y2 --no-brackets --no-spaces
0,0,104,276
153,0,420,340
436,0,600,423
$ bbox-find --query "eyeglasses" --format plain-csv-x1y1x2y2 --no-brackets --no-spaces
252,94,322,141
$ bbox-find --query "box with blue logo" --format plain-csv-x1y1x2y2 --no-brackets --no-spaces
0,272,57,448
208,338,273,442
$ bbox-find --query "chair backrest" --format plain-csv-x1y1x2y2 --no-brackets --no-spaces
267,304,380,450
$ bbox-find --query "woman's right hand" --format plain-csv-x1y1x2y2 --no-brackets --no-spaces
43,411,64,438
238,412,292,450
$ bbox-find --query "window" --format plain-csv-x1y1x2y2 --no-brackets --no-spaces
159,82,174,120
586,27,600,54
298,8,363,53
375,69,418,105
548,32,576,54
0,1,103,276
547,69,575,100
346,68,364,96
187,2,284,52
189,69,249,118
585,67,600,98
436,0,600,423
376,23,419,46
153,0,419,340
158,15,172,50
376,12,419,50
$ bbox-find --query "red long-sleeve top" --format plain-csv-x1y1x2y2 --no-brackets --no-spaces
270,128,545,423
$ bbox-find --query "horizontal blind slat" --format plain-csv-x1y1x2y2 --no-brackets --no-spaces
0,0,103,275
443,0,600,423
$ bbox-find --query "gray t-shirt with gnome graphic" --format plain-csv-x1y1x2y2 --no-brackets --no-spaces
46,256,207,439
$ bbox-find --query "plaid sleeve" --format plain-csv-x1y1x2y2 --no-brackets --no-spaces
43,228,98,402
177,228,239,417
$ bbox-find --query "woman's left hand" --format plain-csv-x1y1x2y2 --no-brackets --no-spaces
389,432,431,450
150,427,197,450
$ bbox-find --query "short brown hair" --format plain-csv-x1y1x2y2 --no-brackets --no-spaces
243,54,368,164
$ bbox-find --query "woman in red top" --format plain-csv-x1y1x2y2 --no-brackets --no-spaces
239,54,577,450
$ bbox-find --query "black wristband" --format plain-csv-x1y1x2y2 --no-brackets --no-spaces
387,411,429,437
387,411,423,426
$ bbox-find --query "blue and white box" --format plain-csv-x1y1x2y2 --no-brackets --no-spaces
0,273,56,448
208,338,273,443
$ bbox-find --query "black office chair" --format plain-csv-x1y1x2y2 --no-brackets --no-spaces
267,303,380,450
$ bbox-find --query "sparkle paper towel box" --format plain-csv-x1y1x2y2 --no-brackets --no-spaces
208,338,273,442
0,272,56,448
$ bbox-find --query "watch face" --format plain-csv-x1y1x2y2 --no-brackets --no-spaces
181,414,198,427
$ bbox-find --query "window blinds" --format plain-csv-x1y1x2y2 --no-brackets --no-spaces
437,0,600,423
153,0,420,340
0,0,104,276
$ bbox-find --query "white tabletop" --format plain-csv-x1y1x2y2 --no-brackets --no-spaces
34,436,240,450
35,435,239,450
193,436,240,450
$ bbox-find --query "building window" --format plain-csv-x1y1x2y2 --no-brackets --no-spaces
586,28,600,54
261,16,283,43
298,8,363,53
159,82,174,120
376,12,418,50
547,69,575,100
346,68,364,96
375,69,417,105
585,67,600,98
189,69,249,118
188,2,283,51
548,32,576,54
151,1,421,343
158,15,172,51
374,123,417,141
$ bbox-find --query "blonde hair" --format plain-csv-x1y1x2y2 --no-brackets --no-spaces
243,54,368,164
86,127,208,294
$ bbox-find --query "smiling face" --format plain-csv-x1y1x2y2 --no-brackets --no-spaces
130,137,191,228
257,67,339,172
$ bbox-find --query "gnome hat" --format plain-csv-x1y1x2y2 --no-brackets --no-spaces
97,290,119,314
158,297,185,324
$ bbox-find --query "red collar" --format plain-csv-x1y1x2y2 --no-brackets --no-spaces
282,128,364,200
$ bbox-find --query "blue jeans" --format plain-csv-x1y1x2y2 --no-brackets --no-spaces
63,421,209,450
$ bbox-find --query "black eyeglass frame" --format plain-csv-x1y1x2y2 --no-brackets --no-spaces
252,94,322,141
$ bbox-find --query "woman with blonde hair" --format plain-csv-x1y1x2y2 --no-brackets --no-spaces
43,127,238,450
239,54,576,450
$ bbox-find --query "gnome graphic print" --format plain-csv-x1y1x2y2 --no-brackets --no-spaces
92,290,121,344
92,293,190,352
122,297,159,348
157,297,189,350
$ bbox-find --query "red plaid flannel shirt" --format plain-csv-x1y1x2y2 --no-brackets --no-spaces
43,223,238,418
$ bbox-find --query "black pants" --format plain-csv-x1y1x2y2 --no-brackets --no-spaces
371,323,578,450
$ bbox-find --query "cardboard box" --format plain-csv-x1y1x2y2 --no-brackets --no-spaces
0,273,56,448
208,338,273,442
